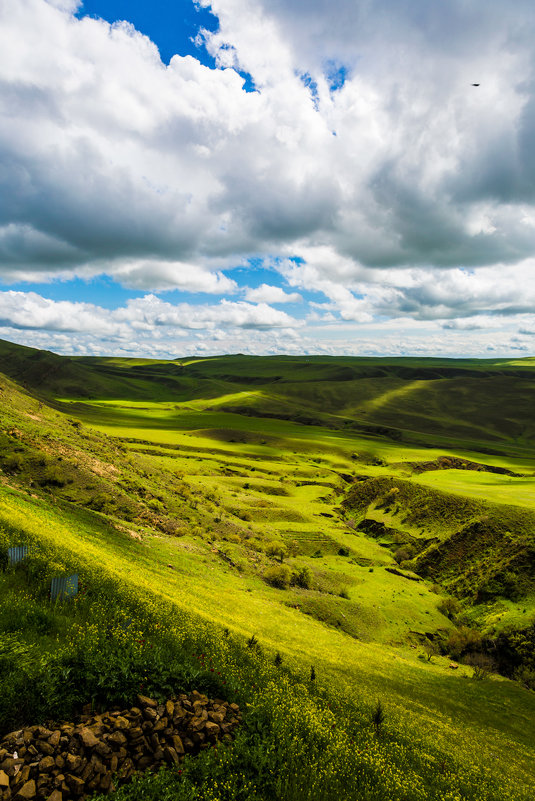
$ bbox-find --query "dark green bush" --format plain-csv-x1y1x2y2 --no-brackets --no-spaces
291,567,312,589
264,565,292,589
437,597,462,620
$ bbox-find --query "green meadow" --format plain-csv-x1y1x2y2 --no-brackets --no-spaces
1,340,535,800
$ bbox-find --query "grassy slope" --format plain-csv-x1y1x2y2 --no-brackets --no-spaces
1,340,535,798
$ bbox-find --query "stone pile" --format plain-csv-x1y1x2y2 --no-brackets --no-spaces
0,692,241,801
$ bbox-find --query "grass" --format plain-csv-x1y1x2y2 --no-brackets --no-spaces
1,486,535,800
1,339,535,799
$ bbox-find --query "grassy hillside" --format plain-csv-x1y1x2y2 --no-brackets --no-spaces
1,339,535,800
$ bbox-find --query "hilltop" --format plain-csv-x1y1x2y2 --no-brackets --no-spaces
0,337,534,801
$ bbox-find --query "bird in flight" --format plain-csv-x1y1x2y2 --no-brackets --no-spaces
471,83,480,86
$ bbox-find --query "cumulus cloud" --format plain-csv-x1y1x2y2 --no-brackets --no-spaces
243,284,302,304
1,0,535,355
112,261,238,293
2,1,535,278
0,291,300,336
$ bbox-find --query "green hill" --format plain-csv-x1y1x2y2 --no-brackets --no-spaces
1,338,535,801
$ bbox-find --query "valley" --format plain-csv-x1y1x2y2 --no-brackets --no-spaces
0,339,534,801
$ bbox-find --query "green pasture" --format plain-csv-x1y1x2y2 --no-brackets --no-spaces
2,340,535,799
412,470,535,510
1,486,535,799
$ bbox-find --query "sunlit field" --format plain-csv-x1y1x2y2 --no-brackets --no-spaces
1,343,535,800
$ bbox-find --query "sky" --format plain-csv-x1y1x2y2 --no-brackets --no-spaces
1,0,535,359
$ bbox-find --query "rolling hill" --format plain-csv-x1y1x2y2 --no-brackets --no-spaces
0,337,534,801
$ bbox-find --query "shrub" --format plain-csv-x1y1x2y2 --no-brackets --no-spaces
437,597,462,620
515,665,535,690
394,546,414,564
159,519,182,536
266,540,287,562
338,547,350,557
264,565,292,589
465,653,494,680
38,465,67,487
446,626,482,660
2,453,24,473
371,699,385,731
291,567,313,589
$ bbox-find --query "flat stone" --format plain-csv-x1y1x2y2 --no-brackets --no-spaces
107,732,127,748
15,779,36,799
136,695,157,709
65,754,82,772
0,770,9,787
65,774,85,793
94,742,111,758
163,746,179,766
99,773,112,791
36,741,54,756
78,728,99,749
47,732,61,749
47,791,62,801
38,756,55,773
204,722,220,737
171,735,185,755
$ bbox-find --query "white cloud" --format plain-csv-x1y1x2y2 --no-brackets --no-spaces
0,291,300,336
1,0,535,353
243,284,302,304
112,260,238,293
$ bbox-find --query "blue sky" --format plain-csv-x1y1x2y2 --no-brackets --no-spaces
0,0,534,358
78,1,219,66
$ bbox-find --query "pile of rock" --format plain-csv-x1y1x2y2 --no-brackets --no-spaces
0,691,242,800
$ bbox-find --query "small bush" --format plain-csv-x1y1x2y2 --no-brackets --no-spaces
264,565,292,589
371,699,385,731
291,567,313,589
515,666,535,690
2,453,24,473
394,546,414,564
446,626,482,660
338,547,350,557
266,540,287,562
465,653,494,680
437,597,462,620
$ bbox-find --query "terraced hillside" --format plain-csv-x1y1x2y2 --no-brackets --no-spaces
1,338,535,801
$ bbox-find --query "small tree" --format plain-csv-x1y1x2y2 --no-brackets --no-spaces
423,641,438,662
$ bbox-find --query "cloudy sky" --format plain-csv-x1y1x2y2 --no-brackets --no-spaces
1,0,535,358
